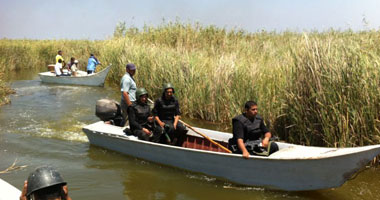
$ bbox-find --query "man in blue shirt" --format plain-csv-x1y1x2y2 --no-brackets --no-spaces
120,63,137,125
86,54,101,74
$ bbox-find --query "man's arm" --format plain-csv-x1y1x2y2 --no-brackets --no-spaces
122,91,132,106
260,120,271,148
173,100,181,129
173,115,180,129
237,138,250,159
153,100,165,127
233,120,250,159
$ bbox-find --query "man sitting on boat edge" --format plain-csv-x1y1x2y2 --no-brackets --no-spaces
127,88,162,142
228,101,279,158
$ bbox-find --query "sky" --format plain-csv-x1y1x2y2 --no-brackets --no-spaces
1,0,380,40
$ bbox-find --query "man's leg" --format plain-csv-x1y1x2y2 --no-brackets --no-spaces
133,130,150,141
174,122,188,146
120,100,128,126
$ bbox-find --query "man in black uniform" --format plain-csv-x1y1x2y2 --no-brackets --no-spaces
228,101,278,158
128,88,161,142
152,83,187,146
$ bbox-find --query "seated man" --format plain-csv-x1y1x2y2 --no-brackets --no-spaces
152,83,187,146
69,59,79,76
54,59,69,76
127,88,161,142
228,101,279,158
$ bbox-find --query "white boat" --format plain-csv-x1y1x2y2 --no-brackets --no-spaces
82,121,380,191
39,65,111,87
0,178,21,200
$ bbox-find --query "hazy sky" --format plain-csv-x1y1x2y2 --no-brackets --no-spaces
1,0,380,40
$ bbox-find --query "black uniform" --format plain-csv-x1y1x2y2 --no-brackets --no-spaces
228,113,278,155
128,101,161,142
152,96,187,145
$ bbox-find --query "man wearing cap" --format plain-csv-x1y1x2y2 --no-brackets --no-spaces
19,166,72,200
71,60,79,76
120,63,137,125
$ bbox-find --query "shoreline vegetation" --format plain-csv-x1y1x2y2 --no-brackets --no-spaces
1,22,380,147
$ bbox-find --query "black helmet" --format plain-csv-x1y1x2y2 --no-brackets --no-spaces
26,166,67,197
136,88,148,98
162,83,175,93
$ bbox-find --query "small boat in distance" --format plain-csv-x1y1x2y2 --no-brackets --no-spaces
39,65,111,87
82,121,380,191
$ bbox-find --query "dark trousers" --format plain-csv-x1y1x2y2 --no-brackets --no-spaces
132,124,162,142
87,70,94,74
120,100,134,126
161,120,188,146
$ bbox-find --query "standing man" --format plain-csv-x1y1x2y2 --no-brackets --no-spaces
55,50,65,67
86,53,101,74
152,83,187,146
228,101,278,159
120,63,137,125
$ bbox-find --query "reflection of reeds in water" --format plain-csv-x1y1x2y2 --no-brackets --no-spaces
2,23,380,147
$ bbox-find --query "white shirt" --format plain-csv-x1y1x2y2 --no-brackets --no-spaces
55,63,62,76
71,64,77,72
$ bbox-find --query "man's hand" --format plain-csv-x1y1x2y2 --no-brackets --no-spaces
158,121,165,128
142,128,152,135
19,180,27,200
242,151,250,159
63,185,72,200
147,116,154,123
262,132,272,148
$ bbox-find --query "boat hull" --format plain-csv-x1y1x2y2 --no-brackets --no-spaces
0,178,21,200
39,65,111,87
83,122,380,191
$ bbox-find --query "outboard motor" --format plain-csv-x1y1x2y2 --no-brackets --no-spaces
96,99,124,126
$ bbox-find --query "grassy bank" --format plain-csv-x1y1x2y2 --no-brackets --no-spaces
1,23,380,147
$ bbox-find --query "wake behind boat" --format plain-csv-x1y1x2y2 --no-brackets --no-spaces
39,65,111,87
82,121,380,191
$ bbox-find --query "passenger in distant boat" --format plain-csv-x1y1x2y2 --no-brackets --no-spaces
228,101,279,159
19,166,72,200
54,59,69,77
86,53,101,74
71,60,79,76
127,88,162,142
55,50,65,67
120,63,137,125
152,83,188,146
66,57,79,76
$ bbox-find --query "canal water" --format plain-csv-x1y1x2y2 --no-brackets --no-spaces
1,70,380,200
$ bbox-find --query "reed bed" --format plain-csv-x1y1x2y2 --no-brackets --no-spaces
1,23,380,147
